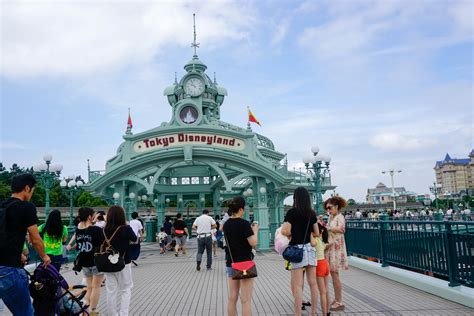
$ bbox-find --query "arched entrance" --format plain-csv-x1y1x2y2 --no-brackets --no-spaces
84,52,335,250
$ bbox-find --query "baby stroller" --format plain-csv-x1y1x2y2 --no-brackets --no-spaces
28,264,89,315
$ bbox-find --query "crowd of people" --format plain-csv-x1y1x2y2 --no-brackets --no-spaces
343,207,472,221
1,173,352,316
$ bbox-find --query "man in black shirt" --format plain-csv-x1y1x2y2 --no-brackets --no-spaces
0,174,51,315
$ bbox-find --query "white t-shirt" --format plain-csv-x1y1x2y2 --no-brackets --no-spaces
95,220,106,228
130,219,143,238
355,211,362,219
193,214,216,235
157,232,167,243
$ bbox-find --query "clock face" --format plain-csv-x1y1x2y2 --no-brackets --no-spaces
179,105,199,124
184,77,205,96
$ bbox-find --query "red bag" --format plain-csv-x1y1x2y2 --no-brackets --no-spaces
231,260,257,280
174,229,185,236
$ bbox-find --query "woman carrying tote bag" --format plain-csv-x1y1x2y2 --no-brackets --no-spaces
223,196,259,316
102,206,137,316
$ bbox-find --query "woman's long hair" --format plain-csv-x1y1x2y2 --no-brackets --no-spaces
43,209,63,240
104,206,126,235
293,187,314,218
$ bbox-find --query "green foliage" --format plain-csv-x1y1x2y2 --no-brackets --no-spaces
347,198,356,205
76,191,108,207
0,182,11,201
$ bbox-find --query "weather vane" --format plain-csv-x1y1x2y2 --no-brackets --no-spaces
191,13,200,57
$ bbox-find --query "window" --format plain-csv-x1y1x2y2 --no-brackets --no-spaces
171,178,178,185
191,177,200,184
182,177,190,185
203,177,210,184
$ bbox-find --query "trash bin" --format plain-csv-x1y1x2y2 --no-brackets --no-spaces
145,218,157,242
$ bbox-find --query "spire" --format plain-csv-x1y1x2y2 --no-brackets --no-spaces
126,107,133,135
191,13,200,57
174,72,178,84
214,72,217,85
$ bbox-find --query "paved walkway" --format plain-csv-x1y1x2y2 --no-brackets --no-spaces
4,240,473,315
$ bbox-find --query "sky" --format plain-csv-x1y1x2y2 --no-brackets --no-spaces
1,0,473,202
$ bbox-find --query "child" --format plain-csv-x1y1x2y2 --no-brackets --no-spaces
315,222,330,315
157,228,168,255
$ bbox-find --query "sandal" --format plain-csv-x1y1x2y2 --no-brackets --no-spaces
330,301,345,311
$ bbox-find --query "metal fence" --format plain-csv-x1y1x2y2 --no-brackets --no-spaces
345,220,474,288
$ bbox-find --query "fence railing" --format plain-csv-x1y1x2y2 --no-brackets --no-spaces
345,220,474,288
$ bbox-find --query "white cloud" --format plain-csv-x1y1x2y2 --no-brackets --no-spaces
369,133,437,151
0,141,27,150
1,0,256,78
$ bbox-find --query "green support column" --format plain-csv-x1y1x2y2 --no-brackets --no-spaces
268,194,278,244
156,193,165,231
212,189,220,216
253,177,270,251
244,201,251,221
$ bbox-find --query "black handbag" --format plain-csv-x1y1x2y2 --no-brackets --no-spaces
282,220,310,263
94,226,125,273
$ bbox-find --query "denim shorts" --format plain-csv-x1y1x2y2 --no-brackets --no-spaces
290,243,317,269
226,266,233,278
83,266,104,277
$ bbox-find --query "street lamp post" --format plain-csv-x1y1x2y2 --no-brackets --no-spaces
303,146,331,215
60,176,84,233
125,193,136,221
382,169,402,212
113,192,120,205
429,182,442,210
33,154,63,219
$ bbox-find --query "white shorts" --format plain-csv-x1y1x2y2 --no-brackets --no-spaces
290,243,317,269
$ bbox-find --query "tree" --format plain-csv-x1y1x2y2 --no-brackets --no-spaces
76,191,108,207
347,199,356,205
0,182,11,200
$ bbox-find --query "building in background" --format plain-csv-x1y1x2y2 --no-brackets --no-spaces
366,182,417,204
434,150,474,198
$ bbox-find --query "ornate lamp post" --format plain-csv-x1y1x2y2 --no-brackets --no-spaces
382,169,402,211
33,154,63,219
243,188,253,221
60,176,84,232
113,192,120,205
303,146,331,215
429,182,442,210
125,192,136,220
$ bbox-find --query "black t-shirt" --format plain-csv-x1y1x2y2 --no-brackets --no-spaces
105,225,137,264
284,208,317,246
173,220,187,235
163,221,172,235
0,198,38,267
223,218,254,267
76,225,104,267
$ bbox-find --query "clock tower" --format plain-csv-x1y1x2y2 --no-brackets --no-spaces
163,55,227,127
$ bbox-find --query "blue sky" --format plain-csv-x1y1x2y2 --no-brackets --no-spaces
1,0,472,202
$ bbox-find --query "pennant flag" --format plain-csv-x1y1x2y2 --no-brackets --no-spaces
127,108,133,129
248,107,261,126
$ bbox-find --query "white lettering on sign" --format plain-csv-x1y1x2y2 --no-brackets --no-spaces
133,133,246,153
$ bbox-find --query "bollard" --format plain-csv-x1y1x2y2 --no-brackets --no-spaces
145,218,157,242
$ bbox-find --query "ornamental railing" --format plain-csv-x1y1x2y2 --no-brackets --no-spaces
345,220,474,288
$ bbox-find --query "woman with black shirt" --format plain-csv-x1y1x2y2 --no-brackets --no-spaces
103,206,137,316
75,207,104,315
281,187,319,316
223,196,259,316
173,213,188,256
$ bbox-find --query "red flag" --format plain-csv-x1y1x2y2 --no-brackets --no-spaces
127,110,133,129
248,107,261,126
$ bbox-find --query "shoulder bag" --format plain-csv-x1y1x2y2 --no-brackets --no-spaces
282,219,310,263
224,226,257,280
94,226,125,272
